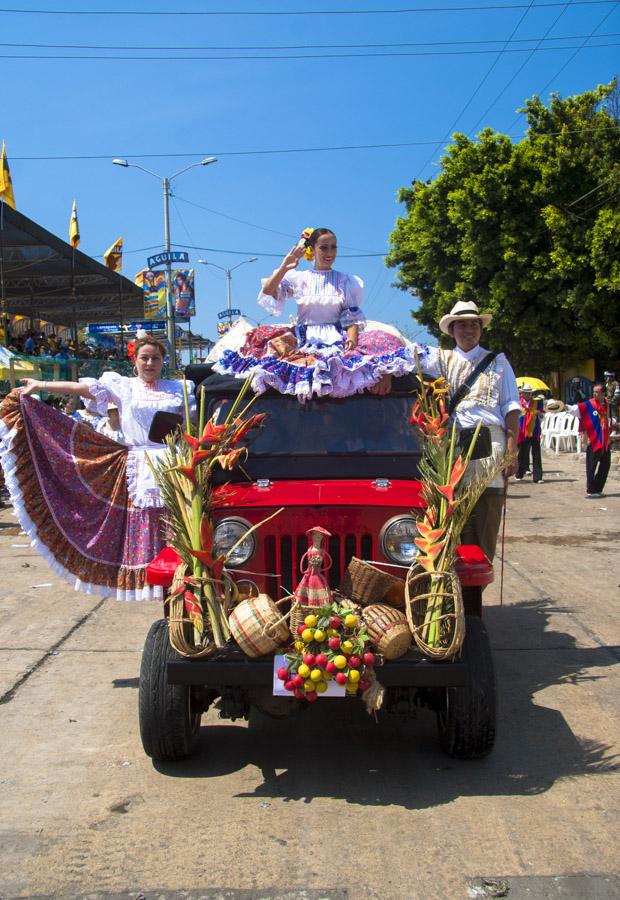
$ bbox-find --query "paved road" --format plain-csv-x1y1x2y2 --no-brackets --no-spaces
0,451,618,900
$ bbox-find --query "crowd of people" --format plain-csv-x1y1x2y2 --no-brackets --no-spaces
6,330,126,362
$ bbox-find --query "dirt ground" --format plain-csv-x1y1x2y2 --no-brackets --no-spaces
0,449,618,900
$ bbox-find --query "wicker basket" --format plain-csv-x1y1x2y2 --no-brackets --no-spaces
339,557,396,606
405,565,465,659
229,594,290,658
362,604,412,660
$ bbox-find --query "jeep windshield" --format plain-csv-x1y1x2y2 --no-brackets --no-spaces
207,391,423,482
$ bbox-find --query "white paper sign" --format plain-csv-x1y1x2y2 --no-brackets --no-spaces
272,654,346,698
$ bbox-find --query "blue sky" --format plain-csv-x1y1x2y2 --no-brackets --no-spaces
3,0,619,345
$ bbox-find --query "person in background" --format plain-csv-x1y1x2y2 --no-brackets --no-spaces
95,403,125,444
567,382,612,498
604,370,619,431
516,384,544,483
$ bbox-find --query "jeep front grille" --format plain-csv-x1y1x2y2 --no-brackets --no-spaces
265,532,373,598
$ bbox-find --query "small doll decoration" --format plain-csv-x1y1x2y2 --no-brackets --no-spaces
294,526,333,607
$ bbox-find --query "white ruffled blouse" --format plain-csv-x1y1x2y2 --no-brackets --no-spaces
258,268,366,347
80,371,196,508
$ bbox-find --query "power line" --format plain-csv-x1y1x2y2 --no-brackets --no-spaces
10,125,617,162
414,0,538,179
0,32,615,51
169,243,386,259
504,0,620,134
566,171,620,205
172,193,384,253
1,43,617,61
0,1,612,15
467,0,574,135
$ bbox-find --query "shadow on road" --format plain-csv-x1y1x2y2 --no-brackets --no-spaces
153,599,618,809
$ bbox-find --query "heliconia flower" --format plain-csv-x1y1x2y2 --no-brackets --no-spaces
191,449,216,466
437,484,454,503
450,454,467,486
200,419,229,445
184,590,204,634
187,546,214,567
416,555,437,573
200,514,214,552
211,555,226,582
230,412,268,446
409,402,424,426
216,447,246,471
414,537,445,557
176,465,198,486
183,432,201,451
416,520,446,541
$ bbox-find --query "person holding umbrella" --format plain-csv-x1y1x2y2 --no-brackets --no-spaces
516,384,544,483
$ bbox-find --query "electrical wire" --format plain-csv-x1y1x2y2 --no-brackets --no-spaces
0,1,611,15
1,43,617,60
504,0,620,134
10,125,618,162
0,32,614,51
414,0,538,180
467,0,574,135
168,243,386,259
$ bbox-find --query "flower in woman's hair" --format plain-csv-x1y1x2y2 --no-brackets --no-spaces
300,227,314,261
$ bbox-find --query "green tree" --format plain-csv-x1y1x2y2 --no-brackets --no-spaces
387,82,620,372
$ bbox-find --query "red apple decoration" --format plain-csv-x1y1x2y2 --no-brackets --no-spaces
315,652,328,668
363,652,376,666
328,637,341,650
335,672,348,686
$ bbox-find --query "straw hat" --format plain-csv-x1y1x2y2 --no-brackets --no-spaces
439,300,492,335
519,383,534,393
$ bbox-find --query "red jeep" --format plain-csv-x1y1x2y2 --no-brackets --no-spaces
139,368,496,763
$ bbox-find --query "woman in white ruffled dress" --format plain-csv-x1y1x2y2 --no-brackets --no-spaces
0,337,195,601
214,228,417,401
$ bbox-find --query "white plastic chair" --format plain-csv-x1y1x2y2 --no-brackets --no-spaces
541,413,558,449
548,413,581,453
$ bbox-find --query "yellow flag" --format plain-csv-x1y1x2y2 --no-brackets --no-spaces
0,141,16,209
69,200,80,249
103,237,123,272
134,268,148,288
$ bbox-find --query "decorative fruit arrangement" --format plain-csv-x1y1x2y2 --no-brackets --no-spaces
277,602,379,702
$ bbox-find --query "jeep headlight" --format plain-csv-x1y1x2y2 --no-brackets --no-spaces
213,517,256,567
379,515,419,565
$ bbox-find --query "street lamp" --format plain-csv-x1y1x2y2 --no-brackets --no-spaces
198,256,257,322
112,156,218,362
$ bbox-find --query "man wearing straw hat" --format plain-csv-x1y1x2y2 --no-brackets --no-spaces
423,300,521,562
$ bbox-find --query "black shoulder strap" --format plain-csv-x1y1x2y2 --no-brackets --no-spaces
447,351,497,416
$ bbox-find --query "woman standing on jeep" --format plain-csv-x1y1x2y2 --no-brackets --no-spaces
0,337,195,601
214,228,419,401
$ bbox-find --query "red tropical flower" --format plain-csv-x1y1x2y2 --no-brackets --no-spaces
200,419,229,445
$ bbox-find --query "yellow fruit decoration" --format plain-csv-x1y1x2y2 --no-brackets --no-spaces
327,628,339,637
344,614,358,628
346,683,359,694
310,669,322,682
323,671,332,681
313,629,326,642
301,628,315,643
348,669,361,683
334,655,347,670
294,641,304,652
341,640,354,654
304,680,315,692
297,663,310,679
316,681,328,694
304,614,318,627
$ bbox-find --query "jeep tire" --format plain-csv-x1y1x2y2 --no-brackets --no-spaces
139,618,201,761
437,614,496,759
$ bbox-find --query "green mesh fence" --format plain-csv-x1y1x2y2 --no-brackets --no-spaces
0,355,135,396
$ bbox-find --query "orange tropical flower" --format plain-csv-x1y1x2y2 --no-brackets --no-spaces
230,412,267,446
216,447,246,470
200,419,229,445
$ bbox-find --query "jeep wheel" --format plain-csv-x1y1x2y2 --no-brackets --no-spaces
437,615,496,759
139,619,201,762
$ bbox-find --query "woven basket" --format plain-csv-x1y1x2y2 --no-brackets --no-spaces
339,557,395,606
229,594,290,658
404,565,465,659
167,563,216,659
362,604,412,660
